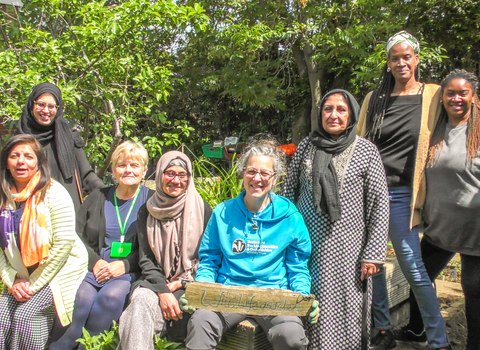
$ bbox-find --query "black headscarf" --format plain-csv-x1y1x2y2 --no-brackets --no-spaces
309,89,360,221
17,82,84,180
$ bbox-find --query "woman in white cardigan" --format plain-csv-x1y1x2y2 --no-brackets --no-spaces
0,134,88,350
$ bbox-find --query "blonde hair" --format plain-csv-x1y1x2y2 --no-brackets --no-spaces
111,141,149,168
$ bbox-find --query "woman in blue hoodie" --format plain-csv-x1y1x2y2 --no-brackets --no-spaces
183,138,315,350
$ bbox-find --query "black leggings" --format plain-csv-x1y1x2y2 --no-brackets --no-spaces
408,238,480,349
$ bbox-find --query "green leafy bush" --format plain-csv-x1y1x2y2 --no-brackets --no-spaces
76,322,184,350
193,156,244,209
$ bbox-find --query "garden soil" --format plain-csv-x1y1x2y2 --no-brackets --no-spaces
395,279,467,350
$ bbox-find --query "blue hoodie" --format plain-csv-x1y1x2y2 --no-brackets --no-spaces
195,192,311,295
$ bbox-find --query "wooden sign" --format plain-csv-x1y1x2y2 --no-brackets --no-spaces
185,282,315,317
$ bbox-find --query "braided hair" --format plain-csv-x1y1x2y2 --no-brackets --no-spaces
427,69,480,167
364,63,420,141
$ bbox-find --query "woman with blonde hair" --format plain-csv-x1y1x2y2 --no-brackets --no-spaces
50,141,153,349
0,134,88,350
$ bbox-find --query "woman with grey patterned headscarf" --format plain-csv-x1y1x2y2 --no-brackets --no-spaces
283,89,389,349
357,30,451,350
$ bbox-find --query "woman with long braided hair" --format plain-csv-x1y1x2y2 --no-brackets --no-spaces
357,30,451,350
407,69,480,350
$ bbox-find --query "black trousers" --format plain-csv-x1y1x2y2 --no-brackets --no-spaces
408,238,480,350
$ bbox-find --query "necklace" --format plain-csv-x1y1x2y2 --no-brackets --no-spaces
246,196,271,231
252,213,259,231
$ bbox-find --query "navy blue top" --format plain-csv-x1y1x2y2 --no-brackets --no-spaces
84,185,149,287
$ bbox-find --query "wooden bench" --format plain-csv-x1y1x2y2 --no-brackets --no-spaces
217,319,273,350
217,255,409,350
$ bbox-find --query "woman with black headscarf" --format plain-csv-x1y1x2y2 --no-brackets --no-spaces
282,89,389,349
16,83,105,211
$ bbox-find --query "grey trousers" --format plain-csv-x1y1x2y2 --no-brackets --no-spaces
186,309,308,350
117,287,189,350
117,288,166,350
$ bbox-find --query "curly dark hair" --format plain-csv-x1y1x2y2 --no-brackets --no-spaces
427,69,480,167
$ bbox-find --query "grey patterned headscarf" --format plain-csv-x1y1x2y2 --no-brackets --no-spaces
385,30,420,56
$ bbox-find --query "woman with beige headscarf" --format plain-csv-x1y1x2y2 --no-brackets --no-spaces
117,151,212,350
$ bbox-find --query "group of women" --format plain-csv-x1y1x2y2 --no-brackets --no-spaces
0,29,478,350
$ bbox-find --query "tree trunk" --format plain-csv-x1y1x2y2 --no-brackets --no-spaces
96,101,122,178
291,40,322,143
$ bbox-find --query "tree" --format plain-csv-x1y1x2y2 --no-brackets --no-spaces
0,0,208,166
171,0,449,145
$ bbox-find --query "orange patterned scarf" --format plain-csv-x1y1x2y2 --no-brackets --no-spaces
11,171,50,267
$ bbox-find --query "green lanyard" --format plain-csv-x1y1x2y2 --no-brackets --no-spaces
114,187,141,243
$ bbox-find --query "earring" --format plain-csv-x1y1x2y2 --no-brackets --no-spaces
387,67,391,72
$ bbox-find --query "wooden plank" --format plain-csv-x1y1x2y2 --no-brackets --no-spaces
185,282,314,317
217,319,274,350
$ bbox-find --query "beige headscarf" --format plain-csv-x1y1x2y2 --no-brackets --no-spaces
146,151,205,283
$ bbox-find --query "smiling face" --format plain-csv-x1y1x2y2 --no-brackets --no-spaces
321,93,350,139
32,93,58,126
442,78,475,125
243,155,276,201
387,43,419,85
162,165,188,197
113,155,146,189
7,144,39,191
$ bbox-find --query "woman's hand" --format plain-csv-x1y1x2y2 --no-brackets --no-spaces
361,262,381,280
158,292,183,321
167,280,182,293
95,261,126,284
11,278,33,302
93,259,108,281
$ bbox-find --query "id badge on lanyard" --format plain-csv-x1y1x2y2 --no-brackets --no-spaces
111,187,140,259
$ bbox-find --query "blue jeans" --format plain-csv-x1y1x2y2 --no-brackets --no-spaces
371,187,449,348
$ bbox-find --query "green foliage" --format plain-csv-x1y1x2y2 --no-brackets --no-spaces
76,321,119,350
170,0,466,145
153,336,184,350
0,0,208,162
76,322,184,350
2,0,477,155
193,156,244,209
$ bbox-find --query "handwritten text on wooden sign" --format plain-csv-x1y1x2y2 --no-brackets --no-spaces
185,282,315,316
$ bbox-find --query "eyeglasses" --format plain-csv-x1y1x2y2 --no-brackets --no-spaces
243,167,276,181
163,170,190,181
34,101,59,112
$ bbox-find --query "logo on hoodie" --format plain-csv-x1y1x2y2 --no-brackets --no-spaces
232,239,246,253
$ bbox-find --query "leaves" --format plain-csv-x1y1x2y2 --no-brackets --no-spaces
75,322,185,350
194,155,244,208
0,0,208,162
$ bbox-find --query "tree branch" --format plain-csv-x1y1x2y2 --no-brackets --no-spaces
96,100,122,178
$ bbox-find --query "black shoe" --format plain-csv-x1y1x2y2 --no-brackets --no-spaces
370,330,397,350
392,326,428,346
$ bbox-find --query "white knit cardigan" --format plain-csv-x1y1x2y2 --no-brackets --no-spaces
0,180,88,326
